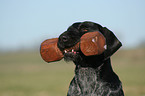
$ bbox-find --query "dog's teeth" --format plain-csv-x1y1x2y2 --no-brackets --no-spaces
72,49,74,52
64,50,67,53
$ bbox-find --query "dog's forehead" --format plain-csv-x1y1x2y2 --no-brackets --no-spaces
80,22,100,29
62,21,101,37
67,21,96,31
80,21,95,27
71,22,82,28
67,22,81,31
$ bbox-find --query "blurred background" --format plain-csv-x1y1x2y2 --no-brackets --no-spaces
0,0,145,96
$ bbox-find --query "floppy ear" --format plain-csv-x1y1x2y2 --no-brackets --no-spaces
80,31,106,56
99,27,122,60
40,38,64,63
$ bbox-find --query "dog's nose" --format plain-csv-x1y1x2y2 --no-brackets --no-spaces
61,36,68,42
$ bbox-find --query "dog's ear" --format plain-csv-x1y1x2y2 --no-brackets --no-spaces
40,38,64,63
99,27,122,60
80,31,106,56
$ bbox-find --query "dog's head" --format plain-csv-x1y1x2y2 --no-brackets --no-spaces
40,21,122,67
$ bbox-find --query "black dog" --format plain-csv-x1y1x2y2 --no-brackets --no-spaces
57,21,124,96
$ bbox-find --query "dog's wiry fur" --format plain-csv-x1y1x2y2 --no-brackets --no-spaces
57,21,124,96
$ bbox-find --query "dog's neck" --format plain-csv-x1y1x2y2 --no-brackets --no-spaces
74,58,121,85
73,52,105,68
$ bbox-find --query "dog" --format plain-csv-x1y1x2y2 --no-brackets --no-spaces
57,21,124,96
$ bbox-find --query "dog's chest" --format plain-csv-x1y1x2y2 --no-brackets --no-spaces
75,67,109,95
75,67,99,83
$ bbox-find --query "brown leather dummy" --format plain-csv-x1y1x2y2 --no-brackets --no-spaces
40,31,106,63
80,32,106,56
40,38,64,63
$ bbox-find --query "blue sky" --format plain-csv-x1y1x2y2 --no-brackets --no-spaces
0,0,145,51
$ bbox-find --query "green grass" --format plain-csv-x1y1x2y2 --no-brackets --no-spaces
0,48,145,96
112,48,145,96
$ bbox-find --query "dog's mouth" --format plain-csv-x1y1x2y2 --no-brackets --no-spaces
63,50,80,62
61,43,81,61
62,42,79,53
